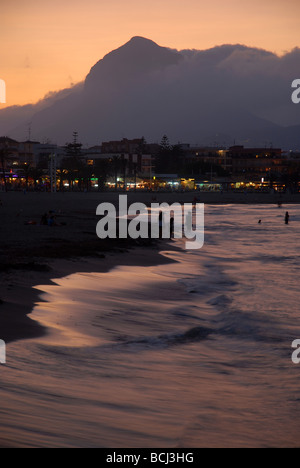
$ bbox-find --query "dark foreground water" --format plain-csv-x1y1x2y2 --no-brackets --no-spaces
1,205,300,447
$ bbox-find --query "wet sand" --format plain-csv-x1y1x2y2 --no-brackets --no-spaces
0,190,299,344
1,203,300,448
0,192,176,344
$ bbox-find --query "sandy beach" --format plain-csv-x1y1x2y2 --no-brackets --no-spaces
3,0,300,449
1,202,300,447
0,191,176,344
1,195,300,447
0,190,299,344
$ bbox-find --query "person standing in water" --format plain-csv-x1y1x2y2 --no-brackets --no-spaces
285,212,290,225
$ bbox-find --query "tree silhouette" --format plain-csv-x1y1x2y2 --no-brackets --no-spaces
94,159,110,191
0,139,14,192
61,132,84,190
155,136,185,173
0,146,9,192
56,168,69,191
111,156,121,190
137,136,147,156
155,135,172,173
20,163,31,189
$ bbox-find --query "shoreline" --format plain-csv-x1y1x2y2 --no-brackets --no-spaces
1,199,299,448
0,192,179,344
0,241,176,345
1,190,300,206
0,191,297,345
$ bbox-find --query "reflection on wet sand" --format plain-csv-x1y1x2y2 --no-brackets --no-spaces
1,205,300,447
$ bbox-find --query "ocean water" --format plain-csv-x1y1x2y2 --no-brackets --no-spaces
1,204,300,447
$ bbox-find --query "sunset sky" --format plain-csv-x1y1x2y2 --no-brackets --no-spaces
1,0,300,108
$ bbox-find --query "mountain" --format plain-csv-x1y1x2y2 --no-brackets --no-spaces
85,36,183,90
1,36,300,149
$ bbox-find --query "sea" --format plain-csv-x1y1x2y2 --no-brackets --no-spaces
1,204,300,447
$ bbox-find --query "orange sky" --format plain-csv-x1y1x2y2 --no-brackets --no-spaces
1,0,300,108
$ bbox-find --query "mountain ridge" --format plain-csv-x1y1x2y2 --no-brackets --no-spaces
1,37,299,149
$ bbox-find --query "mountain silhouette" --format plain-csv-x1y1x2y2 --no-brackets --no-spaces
85,36,183,90
1,36,300,149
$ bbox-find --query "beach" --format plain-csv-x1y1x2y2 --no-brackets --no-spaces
1,190,298,342
0,191,175,343
0,190,299,343
1,194,300,447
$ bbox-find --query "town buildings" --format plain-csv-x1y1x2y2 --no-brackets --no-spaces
0,135,299,192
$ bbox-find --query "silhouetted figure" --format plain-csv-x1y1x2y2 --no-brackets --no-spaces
159,212,163,238
40,213,48,225
285,212,290,225
170,217,174,238
258,220,262,224
48,214,55,227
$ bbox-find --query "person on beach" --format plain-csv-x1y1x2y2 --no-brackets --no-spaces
40,213,48,225
159,212,163,238
170,217,174,238
285,212,290,225
48,214,55,227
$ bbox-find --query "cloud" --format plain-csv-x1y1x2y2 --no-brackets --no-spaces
1,38,300,147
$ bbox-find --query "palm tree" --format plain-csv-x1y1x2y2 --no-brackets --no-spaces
20,163,31,189
94,159,110,191
0,139,11,192
0,148,8,192
112,156,121,190
122,158,128,191
56,168,69,191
